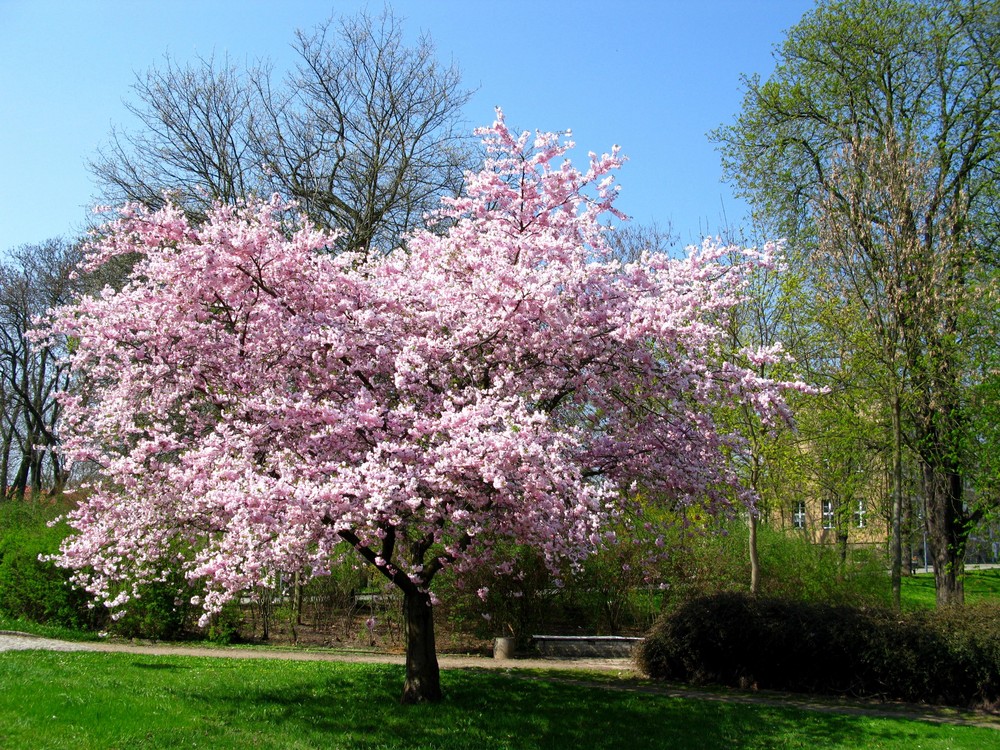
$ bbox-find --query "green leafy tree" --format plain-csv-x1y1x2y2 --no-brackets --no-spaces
713,0,999,605
717,239,814,594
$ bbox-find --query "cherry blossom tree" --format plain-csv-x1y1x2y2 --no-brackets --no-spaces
44,111,806,703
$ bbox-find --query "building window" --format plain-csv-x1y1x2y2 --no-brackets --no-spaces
853,498,867,528
792,501,806,529
822,500,835,530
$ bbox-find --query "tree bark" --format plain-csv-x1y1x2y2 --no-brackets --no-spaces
401,587,442,704
890,394,903,609
748,512,760,596
923,464,966,606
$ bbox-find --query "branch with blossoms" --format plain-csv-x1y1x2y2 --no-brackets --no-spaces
40,110,812,637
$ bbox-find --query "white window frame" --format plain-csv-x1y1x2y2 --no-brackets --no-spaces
822,500,835,530
853,498,867,528
792,501,806,529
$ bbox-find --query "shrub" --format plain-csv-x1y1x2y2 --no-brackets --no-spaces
105,574,194,640
437,546,558,645
0,496,101,630
0,494,205,640
206,599,246,644
925,603,1000,706
756,526,890,607
637,592,1000,708
656,520,890,611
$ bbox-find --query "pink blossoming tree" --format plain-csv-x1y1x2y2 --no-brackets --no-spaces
45,111,805,703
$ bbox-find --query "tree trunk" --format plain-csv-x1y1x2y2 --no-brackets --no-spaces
293,571,303,626
901,471,914,577
890,394,903,608
837,527,849,565
748,512,760,596
923,464,966,606
401,587,442,704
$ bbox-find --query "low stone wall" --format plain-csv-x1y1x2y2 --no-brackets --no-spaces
532,635,643,658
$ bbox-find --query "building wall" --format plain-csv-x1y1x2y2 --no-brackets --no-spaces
783,496,886,548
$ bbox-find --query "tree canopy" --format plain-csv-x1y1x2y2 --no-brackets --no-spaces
45,112,807,702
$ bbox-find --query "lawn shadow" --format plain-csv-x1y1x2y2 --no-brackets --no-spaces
182,664,981,749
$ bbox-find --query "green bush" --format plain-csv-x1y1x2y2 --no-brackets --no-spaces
437,546,558,645
105,575,194,641
0,496,100,630
638,592,1000,708
0,494,203,640
206,599,246,644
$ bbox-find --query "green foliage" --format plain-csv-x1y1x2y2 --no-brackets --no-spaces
206,600,247,645
713,0,1000,604
639,593,1000,709
659,520,890,610
439,517,890,649
0,494,199,640
105,575,194,641
0,496,99,630
437,546,562,644
436,539,666,648
569,537,662,634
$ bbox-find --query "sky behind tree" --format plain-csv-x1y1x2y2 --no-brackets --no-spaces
0,0,814,253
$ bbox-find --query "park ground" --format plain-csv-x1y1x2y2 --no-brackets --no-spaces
2,629,998,733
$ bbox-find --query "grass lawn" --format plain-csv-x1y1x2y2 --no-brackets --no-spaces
900,568,1000,610
1,651,998,749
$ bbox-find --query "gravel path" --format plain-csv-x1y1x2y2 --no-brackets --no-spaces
0,631,96,652
0,630,634,672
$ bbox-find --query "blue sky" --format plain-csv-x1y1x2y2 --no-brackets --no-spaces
0,0,815,253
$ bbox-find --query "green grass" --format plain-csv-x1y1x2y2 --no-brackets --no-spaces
0,613,100,641
900,569,1000,610
1,652,997,749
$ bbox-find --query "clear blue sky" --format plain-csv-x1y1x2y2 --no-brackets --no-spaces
0,0,815,253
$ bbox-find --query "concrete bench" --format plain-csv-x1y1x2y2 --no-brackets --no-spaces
531,635,642,658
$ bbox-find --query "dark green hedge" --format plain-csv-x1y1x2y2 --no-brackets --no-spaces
637,593,1000,708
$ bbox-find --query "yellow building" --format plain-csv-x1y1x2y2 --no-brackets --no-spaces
783,496,886,548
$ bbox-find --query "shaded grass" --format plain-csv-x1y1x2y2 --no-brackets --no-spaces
1,651,997,749
900,569,1000,610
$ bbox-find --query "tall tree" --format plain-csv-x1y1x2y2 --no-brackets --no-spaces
718,240,810,594
713,0,999,605
90,8,472,256
45,114,806,703
0,240,80,496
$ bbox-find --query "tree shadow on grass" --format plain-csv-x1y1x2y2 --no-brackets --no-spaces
180,664,985,750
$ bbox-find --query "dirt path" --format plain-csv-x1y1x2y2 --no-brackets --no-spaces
0,629,634,671
3,631,999,731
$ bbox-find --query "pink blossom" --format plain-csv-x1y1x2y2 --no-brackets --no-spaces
41,110,806,627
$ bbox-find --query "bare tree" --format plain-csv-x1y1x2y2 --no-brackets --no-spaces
604,220,677,263
90,8,474,255
254,11,472,253
0,240,81,496
90,54,261,216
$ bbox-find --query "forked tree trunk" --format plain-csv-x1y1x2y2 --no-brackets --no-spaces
401,587,441,704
